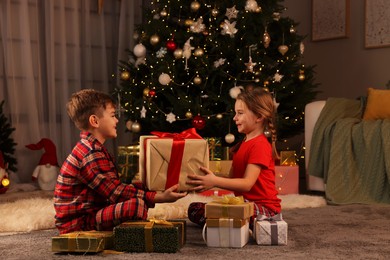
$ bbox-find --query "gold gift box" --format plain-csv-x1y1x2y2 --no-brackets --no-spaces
205,199,254,219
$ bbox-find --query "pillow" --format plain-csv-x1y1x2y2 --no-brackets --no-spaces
362,88,390,120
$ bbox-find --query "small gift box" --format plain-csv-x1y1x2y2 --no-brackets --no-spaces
113,219,186,253
275,166,299,195
205,196,254,219
204,137,223,161
51,230,114,253
253,215,288,246
139,128,209,191
203,218,250,248
117,145,140,184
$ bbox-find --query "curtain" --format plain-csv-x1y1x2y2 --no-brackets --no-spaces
0,0,143,182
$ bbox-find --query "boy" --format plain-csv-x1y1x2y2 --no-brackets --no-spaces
54,89,186,234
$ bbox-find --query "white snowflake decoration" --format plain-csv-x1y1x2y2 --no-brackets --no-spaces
273,72,284,82
221,20,238,38
166,112,177,123
225,6,239,20
213,58,226,68
140,106,147,118
190,18,206,33
156,47,167,58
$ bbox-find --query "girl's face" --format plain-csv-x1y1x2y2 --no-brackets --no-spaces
233,99,262,136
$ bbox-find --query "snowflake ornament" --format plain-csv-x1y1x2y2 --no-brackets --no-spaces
225,6,239,20
273,72,284,82
190,18,206,33
156,47,167,58
214,58,226,68
166,112,177,123
221,20,238,38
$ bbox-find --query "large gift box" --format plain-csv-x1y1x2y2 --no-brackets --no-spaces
51,230,114,253
113,219,186,253
275,166,299,195
253,215,288,245
203,218,250,248
117,145,140,184
205,196,254,219
139,128,209,191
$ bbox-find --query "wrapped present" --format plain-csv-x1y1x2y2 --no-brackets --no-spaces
203,218,250,248
52,230,114,253
117,145,140,184
275,166,299,195
205,195,254,219
139,128,209,191
253,215,288,245
208,160,232,177
113,219,186,253
204,137,223,161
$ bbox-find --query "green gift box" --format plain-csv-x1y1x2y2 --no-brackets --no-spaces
117,145,140,184
113,219,186,253
52,230,114,253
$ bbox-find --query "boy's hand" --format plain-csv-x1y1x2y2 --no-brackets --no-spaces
153,184,187,203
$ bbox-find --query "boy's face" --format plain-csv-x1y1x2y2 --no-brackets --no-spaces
93,103,118,143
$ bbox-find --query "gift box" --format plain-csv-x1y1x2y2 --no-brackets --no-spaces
139,128,209,191
205,196,254,219
51,230,114,253
253,216,288,246
204,137,223,161
275,166,299,195
208,160,232,177
117,145,140,184
203,218,250,248
113,219,186,253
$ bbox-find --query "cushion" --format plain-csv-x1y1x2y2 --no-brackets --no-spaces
362,88,390,120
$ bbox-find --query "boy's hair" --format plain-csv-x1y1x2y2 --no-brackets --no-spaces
66,89,116,131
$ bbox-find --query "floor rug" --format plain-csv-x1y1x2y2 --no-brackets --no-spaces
0,190,326,234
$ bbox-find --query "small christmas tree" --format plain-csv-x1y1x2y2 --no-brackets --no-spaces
115,0,319,144
0,100,17,172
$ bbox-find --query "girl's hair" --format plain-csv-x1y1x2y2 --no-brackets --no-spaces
66,89,116,131
236,87,280,159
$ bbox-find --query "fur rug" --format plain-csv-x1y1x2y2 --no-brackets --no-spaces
0,191,326,234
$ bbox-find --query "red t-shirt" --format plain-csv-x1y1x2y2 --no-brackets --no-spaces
231,134,281,213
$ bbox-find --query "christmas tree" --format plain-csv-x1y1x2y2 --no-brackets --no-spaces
0,100,17,172
115,0,319,145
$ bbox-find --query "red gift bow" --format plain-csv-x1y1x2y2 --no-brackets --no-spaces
150,128,202,189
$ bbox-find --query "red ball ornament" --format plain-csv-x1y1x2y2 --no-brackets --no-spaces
192,115,206,130
166,40,177,52
149,89,156,97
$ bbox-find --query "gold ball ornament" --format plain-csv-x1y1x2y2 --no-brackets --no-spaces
131,122,141,133
184,19,194,27
299,70,305,81
191,1,201,12
143,88,150,97
211,8,219,17
185,111,193,119
216,113,223,119
173,48,183,59
150,34,160,45
278,45,289,55
1,177,10,187
225,133,235,144
160,9,168,17
194,48,204,57
120,71,130,80
125,120,134,130
193,76,202,85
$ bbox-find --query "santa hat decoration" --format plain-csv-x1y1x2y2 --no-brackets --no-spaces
26,138,59,167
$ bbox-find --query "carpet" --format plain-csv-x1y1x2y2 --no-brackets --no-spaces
0,187,326,234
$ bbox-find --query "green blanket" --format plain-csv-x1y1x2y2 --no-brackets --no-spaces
308,98,390,204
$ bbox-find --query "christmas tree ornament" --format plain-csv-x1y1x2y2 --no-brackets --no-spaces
156,47,167,58
216,113,223,119
131,121,141,133
224,133,235,144
225,5,239,20
221,20,238,37
125,120,134,130
149,89,156,97
299,69,305,81
166,39,177,52
183,37,194,69
133,31,139,40
263,31,271,48
143,87,150,97
166,112,177,123
211,8,219,17
133,43,146,57
273,12,281,21
190,17,206,33
245,0,260,12
300,42,305,54
194,48,204,57
278,45,289,55
150,34,160,45
158,73,171,85
160,8,168,17
290,26,296,34
193,76,202,85
273,72,284,82
190,1,201,12
120,71,130,80
192,115,206,130
245,45,257,72
184,19,194,27
185,110,193,119
173,48,183,59
229,85,243,99
140,106,147,118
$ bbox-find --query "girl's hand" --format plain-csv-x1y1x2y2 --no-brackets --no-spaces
186,166,217,192
154,184,187,203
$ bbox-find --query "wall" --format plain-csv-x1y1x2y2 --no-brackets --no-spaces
284,0,390,100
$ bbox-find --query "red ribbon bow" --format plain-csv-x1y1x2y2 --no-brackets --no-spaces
151,128,202,140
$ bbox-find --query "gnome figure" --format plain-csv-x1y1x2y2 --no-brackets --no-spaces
0,152,10,194
26,138,59,191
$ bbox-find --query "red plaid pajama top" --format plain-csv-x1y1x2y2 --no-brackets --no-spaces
54,132,155,234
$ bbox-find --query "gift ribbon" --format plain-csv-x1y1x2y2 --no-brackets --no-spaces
60,231,110,252
210,195,245,218
255,214,283,245
151,128,202,189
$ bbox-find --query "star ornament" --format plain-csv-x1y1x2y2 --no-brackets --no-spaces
221,20,238,38
140,106,147,118
225,5,239,20
273,72,284,82
166,112,177,123
245,56,257,72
